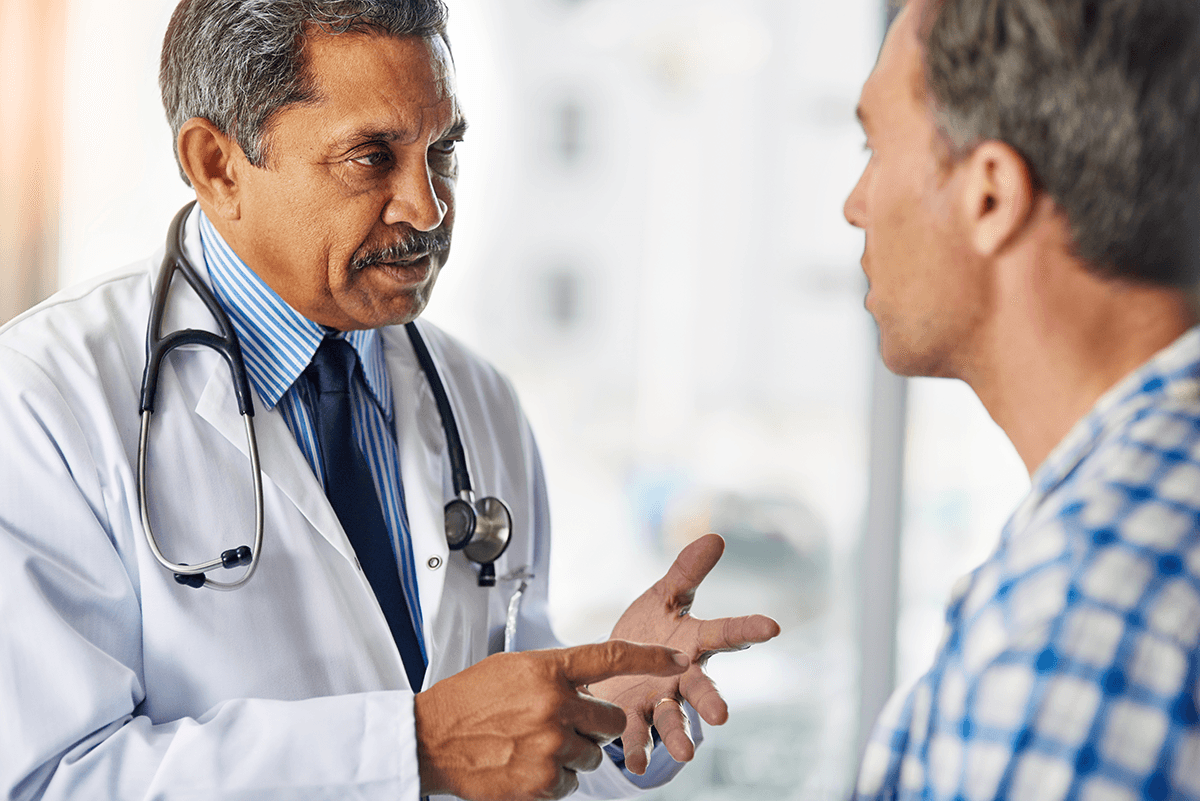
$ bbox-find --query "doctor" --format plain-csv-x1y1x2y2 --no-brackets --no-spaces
0,1,779,800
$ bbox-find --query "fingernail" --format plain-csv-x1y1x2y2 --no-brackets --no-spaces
673,652,690,667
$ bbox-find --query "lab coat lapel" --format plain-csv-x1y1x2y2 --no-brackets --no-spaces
192,372,358,565
384,322,449,651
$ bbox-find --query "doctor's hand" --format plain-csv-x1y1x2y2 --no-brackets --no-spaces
587,533,781,775
414,640,689,801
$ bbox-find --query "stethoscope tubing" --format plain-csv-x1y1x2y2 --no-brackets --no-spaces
404,322,472,501
141,204,255,418
139,409,265,589
139,202,265,590
405,322,514,572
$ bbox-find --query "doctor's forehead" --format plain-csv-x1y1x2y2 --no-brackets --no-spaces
300,33,459,120
299,29,456,91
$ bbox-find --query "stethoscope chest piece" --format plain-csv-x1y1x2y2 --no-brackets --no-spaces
462,495,512,564
444,492,513,586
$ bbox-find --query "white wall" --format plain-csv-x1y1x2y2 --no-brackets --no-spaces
59,0,191,286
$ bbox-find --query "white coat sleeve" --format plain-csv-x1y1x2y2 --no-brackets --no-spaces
0,345,421,801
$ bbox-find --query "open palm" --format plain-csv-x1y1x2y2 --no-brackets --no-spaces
587,533,781,775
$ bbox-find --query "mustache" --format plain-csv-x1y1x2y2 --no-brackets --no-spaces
350,230,452,271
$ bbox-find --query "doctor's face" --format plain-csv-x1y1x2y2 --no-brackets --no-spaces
231,32,462,331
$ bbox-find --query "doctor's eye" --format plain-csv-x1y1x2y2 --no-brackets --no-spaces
429,139,461,178
350,150,393,169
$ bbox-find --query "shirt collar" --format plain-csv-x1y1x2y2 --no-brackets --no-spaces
1025,325,1200,508
198,211,393,420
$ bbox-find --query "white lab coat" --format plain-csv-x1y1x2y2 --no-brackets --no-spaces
0,210,643,801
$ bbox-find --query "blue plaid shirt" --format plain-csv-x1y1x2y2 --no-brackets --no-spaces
856,328,1200,800
196,211,426,665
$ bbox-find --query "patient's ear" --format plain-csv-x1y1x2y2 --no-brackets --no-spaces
176,118,245,221
959,140,1037,257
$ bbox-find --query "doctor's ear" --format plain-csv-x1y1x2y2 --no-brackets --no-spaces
177,118,245,221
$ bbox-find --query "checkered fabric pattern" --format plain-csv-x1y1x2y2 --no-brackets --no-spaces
855,327,1200,801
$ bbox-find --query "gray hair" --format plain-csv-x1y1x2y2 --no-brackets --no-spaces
920,0,1200,286
160,0,450,185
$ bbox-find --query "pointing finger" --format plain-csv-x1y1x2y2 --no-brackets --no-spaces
557,640,689,687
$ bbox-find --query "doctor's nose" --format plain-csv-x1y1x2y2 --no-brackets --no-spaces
383,164,448,232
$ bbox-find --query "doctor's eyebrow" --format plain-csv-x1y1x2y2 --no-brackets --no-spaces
336,117,469,151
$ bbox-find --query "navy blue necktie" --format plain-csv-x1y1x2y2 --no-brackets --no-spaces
305,337,426,690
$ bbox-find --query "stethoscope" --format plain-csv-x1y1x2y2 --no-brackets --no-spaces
138,203,513,592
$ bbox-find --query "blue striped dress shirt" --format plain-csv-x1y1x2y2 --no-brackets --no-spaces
197,210,427,666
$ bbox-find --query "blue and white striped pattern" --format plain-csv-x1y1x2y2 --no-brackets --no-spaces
198,211,426,665
856,328,1200,801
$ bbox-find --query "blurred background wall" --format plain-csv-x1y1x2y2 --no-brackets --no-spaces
0,0,65,322
2,0,1030,797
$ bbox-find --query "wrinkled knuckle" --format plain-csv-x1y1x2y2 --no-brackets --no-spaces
552,645,576,673
600,639,629,667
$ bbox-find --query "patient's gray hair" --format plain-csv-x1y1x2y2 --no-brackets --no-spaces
920,0,1200,286
160,0,449,184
